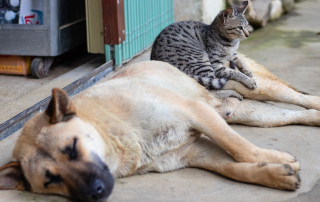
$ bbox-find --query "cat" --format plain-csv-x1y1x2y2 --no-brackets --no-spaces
151,1,256,95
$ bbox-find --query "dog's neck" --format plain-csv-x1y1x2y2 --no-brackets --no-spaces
75,99,141,178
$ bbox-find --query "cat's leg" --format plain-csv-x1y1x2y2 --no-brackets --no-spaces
223,55,320,110
213,64,257,90
180,137,301,190
231,52,253,77
217,97,320,127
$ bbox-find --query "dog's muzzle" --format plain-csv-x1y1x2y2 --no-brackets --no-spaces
87,176,114,202
68,160,115,202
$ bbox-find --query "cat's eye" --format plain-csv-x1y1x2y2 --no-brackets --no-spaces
238,26,243,30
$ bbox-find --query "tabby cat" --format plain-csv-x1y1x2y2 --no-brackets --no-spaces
151,1,256,92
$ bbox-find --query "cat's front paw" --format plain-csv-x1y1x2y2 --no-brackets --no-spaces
244,78,257,90
242,69,253,78
238,66,254,78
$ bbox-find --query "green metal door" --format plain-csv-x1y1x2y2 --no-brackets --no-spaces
105,0,174,66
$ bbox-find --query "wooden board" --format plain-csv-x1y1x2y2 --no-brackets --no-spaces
102,0,126,45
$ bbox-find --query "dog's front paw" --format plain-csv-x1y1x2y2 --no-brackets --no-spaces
214,90,243,101
241,148,301,172
255,163,301,190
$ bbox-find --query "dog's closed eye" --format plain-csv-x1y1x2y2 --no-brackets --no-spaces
62,137,78,160
44,170,63,188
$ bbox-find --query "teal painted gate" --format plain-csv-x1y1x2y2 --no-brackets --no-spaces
105,0,174,66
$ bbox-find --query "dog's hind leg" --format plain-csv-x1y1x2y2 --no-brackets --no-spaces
223,55,320,110
221,98,320,127
187,101,300,169
180,137,301,190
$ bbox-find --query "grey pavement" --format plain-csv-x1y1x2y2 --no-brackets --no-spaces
0,0,320,201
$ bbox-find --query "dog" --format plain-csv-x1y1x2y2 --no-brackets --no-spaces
1,55,319,201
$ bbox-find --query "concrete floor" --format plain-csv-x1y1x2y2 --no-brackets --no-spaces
0,53,105,124
0,48,103,106
1,0,320,201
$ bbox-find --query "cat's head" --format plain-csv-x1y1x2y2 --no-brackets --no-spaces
216,1,250,41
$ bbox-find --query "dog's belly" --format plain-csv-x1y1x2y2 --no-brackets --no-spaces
135,127,198,174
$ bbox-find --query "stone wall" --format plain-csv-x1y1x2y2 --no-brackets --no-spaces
227,0,296,29
174,0,297,30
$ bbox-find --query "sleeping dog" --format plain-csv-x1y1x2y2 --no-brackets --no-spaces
2,56,319,201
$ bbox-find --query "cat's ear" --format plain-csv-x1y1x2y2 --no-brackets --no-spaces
221,7,235,23
235,1,249,14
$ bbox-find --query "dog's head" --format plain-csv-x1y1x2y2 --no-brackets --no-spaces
0,88,114,202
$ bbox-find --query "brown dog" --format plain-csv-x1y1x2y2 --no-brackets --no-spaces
1,57,319,201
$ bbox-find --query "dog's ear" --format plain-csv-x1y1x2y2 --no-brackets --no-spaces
46,88,76,124
0,162,30,191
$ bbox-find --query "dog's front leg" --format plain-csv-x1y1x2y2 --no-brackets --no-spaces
187,101,300,170
224,55,320,111
225,98,320,127
181,137,301,190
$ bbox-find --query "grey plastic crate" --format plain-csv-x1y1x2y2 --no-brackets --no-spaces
0,0,86,56
0,0,86,78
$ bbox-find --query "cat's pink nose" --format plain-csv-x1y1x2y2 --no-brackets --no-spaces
244,30,249,38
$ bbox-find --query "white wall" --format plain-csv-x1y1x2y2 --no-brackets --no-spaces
202,0,225,24
174,0,202,22
174,0,225,24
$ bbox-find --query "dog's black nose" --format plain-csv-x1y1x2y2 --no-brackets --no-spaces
89,179,105,201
